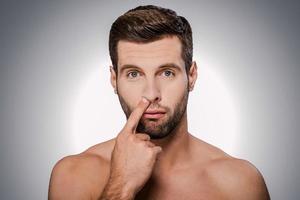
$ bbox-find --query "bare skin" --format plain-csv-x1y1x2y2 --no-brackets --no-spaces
48,36,270,199
48,125,270,199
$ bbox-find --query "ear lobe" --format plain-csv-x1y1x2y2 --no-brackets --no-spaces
110,66,117,92
188,61,198,91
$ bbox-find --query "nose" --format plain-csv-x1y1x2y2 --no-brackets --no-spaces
143,78,161,104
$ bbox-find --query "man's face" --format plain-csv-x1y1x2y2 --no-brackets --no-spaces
111,36,194,139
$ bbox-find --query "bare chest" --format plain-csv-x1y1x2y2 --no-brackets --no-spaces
135,171,224,200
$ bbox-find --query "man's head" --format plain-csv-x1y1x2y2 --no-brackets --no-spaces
109,5,197,139
109,5,193,74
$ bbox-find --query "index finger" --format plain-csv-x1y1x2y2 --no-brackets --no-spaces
125,97,150,133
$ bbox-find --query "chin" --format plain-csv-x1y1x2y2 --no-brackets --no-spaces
140,123,175,140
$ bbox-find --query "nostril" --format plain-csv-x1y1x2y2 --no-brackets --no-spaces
144,96,161,104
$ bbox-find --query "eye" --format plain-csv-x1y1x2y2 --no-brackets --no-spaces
127,71,141,79
162,70,175,77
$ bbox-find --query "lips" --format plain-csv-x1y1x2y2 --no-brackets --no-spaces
143,110,166,119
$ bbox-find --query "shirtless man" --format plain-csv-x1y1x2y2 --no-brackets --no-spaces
48,5,270,200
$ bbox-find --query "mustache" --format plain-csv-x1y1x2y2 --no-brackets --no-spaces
117,94,170,118
147,103,163,109
144,103,171,113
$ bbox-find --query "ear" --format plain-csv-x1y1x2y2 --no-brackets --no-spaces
110,66,117,94
188,61,198,91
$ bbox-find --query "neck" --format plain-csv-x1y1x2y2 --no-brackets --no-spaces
151,111,191,174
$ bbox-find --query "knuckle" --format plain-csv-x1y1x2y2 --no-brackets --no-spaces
115,134,123,143
144,134,151,140
147,147,154,154
138,133,150,140
128,134,135,142
137,140,146,146
118,128,129,137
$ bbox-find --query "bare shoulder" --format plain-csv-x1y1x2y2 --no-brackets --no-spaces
189,135,270,199
204,156,270,200
48,139,116,199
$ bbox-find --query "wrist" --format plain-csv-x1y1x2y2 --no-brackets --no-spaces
101,177,136,200
121,182,136,200
120,188,134,200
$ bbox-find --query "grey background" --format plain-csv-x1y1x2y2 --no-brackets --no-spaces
1,1,299,199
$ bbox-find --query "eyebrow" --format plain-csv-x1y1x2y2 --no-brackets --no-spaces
119,63,183,74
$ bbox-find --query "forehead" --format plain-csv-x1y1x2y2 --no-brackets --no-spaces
117,36,184,71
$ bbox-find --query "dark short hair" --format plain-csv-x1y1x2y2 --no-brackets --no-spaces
109,5,193,74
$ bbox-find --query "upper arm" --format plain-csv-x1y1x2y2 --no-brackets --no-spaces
228,160,270,200
48,154,110,200
207,158,270,200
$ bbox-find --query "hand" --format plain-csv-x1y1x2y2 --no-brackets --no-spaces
109,97,162,197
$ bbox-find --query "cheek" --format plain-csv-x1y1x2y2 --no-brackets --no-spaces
117,82,144,108
160,76,188,104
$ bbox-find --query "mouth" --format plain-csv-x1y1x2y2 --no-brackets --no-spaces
143,110,166,119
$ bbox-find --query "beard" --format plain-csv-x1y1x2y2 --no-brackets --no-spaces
117,89,189,140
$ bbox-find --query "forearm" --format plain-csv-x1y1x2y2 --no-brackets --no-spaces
98,178,135,200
